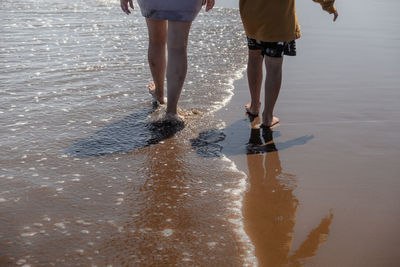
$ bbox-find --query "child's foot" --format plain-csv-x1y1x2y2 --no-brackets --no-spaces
148,82,165,104
261,116,280,129
164,113,184,124
245,102,260,116
249,115,261,129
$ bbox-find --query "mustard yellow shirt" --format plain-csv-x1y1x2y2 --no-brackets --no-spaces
239,0,337,42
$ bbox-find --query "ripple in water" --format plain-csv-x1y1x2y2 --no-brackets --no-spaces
0,0,254,265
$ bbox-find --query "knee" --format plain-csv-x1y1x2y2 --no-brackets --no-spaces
149,38,166,48
248,50,263,64
248,49,263,59
167,39,188,51
168,45,187,57
247,50,264,70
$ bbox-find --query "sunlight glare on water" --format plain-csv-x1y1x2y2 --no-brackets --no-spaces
0,0,254,265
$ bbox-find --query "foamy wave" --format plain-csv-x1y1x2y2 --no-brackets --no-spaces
208,65,246,114
220,155,258,266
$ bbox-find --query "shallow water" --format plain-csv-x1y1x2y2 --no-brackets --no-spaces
0,0,254,265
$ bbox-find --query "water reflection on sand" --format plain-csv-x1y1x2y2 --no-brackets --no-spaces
244,128,334,266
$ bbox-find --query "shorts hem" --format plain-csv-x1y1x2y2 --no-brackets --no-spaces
247,37,297,58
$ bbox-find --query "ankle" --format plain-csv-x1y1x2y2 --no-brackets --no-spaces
252,101,261,110
262,112,273,122
156,92,164,99
166,108,177,115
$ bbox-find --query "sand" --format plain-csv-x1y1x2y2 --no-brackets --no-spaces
215,0,400,262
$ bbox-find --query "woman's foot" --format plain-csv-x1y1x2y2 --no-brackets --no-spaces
148,82,165,104
164,113,184,124
261,116,280,129
245,102,260,116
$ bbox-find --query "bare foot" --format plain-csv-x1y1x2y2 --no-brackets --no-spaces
245,102,260,116
250,116,261,129
164,113,184,124
261,116,280,129
148,82,165,104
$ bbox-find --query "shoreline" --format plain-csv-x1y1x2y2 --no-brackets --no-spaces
214,52,400,265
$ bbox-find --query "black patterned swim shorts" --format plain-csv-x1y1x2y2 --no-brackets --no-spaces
247,37,297,58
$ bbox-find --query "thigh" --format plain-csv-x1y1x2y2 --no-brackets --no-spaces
146,18,167,45
248,49,264,66
138,0,202,21
167,21,192,49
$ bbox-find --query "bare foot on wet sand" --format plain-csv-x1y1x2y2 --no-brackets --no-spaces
148,82,165,104
261,116,280,129
164,113,184,124
245,102,260,116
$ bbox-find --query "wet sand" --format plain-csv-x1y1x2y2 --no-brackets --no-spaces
217,73,400,266
216,0,400,265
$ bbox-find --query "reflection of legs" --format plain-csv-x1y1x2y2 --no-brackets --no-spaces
246,50,263,115
245,148,293,266
146,18,167,104
263,56,283,127
166,20,192,119
289,210,334,265
246,154,265,187
264,149,282,181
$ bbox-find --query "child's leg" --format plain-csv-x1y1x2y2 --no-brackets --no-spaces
263,56,283,127
246,49,263,115
146,18,167,104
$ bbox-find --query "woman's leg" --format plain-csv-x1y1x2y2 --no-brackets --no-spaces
246,49,264,115
165,20,192,118
146,18,167,104
263,56,283,127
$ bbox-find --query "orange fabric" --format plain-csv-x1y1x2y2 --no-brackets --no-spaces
239,0,336,42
